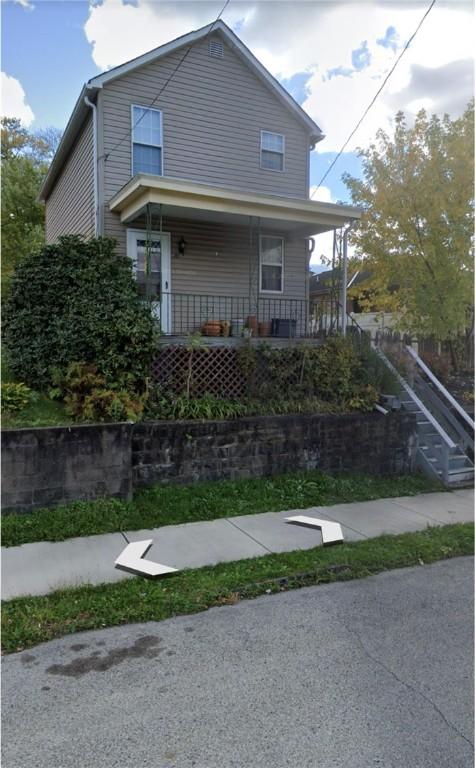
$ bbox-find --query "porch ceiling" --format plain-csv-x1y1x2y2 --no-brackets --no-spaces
109,175,361,238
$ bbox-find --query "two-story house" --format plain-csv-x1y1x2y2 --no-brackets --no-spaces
39,20,360,339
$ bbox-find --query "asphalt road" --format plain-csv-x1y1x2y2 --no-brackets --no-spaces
2,557,473,768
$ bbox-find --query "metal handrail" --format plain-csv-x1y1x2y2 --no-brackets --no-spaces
413,377,474,455
375,348,457,449
405,345,474,431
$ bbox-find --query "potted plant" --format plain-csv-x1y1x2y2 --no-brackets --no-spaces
202,320,221,337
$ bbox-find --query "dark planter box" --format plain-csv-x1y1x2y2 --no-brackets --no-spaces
271,318,297,337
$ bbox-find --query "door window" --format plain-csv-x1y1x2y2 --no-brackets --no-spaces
133,239,161,297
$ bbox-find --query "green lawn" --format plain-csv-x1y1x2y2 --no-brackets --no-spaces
1,470,441,548
1,393,71,429
1,357,71,428
2,523,472,653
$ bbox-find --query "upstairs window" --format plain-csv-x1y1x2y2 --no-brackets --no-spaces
260,236,284,293
132,105,163,176
261,131,285,171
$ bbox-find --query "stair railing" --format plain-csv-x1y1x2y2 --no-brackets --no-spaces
375,347,455,484
405,346,474,453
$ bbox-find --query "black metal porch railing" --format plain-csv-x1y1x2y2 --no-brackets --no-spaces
159,292,312,338
308,298,369,341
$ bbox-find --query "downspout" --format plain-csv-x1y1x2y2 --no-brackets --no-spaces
84,96,98,236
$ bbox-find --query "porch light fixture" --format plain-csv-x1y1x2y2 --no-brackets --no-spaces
178,237,187,257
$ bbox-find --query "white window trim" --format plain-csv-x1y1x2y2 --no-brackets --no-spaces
259,235,284,295
260,130,285,173
131,104,164,177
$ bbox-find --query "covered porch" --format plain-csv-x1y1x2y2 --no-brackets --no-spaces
109,175,361,341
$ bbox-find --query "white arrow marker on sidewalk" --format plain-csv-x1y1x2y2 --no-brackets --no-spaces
285,516,344,546
115,539,178,578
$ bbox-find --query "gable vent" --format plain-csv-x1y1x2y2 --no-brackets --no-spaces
209,39,224,58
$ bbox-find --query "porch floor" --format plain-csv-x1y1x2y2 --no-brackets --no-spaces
159,335,325,348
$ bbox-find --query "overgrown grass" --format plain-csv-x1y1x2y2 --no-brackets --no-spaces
1,470,441,548
1,394,71,428
1,356,71,428
2,524,472,653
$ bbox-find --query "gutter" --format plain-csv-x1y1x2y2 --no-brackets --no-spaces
38,82,101,202
84,93,99,236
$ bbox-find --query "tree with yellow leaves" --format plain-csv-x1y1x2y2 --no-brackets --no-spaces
344,102,474,366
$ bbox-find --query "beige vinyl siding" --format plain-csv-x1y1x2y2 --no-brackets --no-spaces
45,115,94,243
100,35,311,251
128,218,307,301
99,34,311,303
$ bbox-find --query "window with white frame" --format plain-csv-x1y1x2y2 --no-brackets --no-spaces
261,131,284,171
132,105,163,176
260,236,284,293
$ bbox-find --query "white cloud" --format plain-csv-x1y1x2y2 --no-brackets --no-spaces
13,0,34,8
1,72,35,125
83,1,474,154
245,2,474,152
309,185,358,268
84,0,248,71
310,185,333,205
309,186,336,268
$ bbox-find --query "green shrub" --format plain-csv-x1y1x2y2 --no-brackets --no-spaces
3,236,157,390
144,388,377,422
355,345,400,395
145,389,247,421
308,336,360,401
1,382,35,413
54,362,146,422
240,337,365,404
346,383,380,412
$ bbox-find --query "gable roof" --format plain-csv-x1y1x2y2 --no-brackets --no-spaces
89,21,323,138
39,21,323,201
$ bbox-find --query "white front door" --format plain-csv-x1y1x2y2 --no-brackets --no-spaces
127,229,172,334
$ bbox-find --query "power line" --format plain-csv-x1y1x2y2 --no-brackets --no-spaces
311,0,436,197
102,0,231,163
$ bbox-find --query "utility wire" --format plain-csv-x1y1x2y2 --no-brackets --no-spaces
311,0,436,197
102,0,231,163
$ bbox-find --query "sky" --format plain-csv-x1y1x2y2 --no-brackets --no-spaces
2,0,474,267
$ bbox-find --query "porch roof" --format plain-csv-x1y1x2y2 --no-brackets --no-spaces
109,175,362,238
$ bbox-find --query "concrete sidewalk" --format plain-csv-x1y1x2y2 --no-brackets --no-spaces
2,489,473,600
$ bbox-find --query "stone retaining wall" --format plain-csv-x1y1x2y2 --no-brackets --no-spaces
2,424,132,513
2,412,417,513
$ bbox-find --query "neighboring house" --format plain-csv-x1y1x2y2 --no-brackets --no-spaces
39,21,360,339
309,268,396,339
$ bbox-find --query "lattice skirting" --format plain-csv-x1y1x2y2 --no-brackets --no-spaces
152,346,247,398
151,345,317,399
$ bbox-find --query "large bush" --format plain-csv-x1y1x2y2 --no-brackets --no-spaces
237,336,379,405
3,236,157,390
